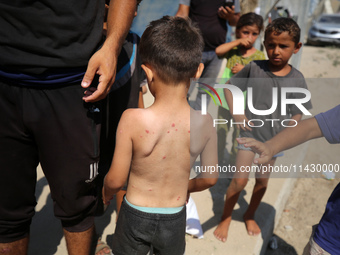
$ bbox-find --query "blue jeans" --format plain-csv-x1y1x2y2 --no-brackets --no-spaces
112,198,186,255
188,50,225,110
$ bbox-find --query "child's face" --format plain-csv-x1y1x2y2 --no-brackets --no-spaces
236,25,260,49
264,31,301,70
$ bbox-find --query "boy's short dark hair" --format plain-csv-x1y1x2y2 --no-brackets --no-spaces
264,17,300,45
236,12,264,32
139,16,204,85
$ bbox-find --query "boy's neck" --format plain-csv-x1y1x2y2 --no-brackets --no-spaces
267,61,292,76
151,80,189,107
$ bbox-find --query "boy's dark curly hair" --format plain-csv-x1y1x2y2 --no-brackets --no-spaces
139,16,204,85
265,17,301,45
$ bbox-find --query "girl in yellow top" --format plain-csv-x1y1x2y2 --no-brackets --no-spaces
215,12,265,166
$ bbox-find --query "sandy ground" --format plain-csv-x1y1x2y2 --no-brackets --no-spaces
264,45,340,255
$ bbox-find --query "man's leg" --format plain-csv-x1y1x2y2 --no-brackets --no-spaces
0,238,29,255
64,226,94,255
0,82,38,254
26,84,101,255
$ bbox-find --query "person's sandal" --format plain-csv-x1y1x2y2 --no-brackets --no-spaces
95,239,113,255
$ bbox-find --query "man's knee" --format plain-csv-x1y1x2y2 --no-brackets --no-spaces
0,218,32,243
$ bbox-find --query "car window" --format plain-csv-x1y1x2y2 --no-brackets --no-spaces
319,16,340,24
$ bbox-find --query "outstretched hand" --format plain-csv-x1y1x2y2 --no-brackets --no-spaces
81,44,117,102
236,137,274,164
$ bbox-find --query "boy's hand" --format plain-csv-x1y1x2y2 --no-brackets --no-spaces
231,63,244,74
102,186,114,205
233,114,253,131
236,137,274,164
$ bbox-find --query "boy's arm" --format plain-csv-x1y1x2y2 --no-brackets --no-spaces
102,110,134,204
82,0,136,102
237,117,323,164
224,86,252,131
188,116,218,193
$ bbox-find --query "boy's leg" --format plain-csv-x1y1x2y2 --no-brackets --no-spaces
230,126,240,166
243,158,276,236
214,150,255,242
25,84,101,254
217,106,230,165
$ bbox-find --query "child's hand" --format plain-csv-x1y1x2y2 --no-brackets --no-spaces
102,187,113,205
238,38,253,48
233,114,253,132
231,63,244,74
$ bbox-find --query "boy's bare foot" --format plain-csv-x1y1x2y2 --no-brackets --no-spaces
213,217,231,242
243,214,261,236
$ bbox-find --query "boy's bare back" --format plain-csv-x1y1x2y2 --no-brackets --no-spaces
108,95,217,208
123,101,191,208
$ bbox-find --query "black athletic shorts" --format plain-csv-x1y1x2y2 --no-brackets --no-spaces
112,198,186,255
0,80,101,242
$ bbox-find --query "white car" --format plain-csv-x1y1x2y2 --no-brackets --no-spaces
307,14,340,46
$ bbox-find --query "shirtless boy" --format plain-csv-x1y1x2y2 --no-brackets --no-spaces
102,16,218,255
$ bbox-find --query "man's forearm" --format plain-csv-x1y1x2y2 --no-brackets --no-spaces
228,13,240,26
266,117,323,155
105,0,136,55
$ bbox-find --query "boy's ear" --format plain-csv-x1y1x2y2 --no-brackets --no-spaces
294,42,302,54
141,64,154,83
194,63,204,79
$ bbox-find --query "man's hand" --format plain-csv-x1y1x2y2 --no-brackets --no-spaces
236,137,274,164
218,5,235,21
81,44,117,102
